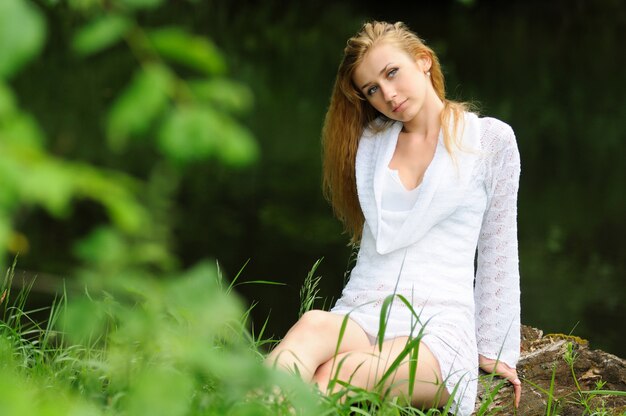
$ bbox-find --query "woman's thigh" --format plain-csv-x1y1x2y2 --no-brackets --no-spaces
278,310,373,354
313,337,449,408
266,310,373,380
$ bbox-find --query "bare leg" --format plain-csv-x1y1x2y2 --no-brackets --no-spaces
265,310,372,381
312,337,450,408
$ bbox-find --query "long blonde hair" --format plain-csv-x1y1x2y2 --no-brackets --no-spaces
322,21,468,244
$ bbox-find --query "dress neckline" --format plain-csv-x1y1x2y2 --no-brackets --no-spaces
386,125,443,192
386,167,423,193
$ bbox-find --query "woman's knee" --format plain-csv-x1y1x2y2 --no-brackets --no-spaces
295,310,337,336
285,311,371,360
312,355,340,392
313,352,368,388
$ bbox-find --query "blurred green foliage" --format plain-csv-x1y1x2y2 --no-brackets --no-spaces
0,0,260,271
0,0,623,364
0,0,311,414
1,259,321,415
0,0,45,79
0,4,150,265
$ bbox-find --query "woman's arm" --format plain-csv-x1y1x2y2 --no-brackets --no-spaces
474,120,522,405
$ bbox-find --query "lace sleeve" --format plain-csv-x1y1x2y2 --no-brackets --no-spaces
474,118,521,368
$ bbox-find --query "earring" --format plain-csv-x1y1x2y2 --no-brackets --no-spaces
426,71,431,77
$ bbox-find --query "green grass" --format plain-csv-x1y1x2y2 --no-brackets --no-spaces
1,259,624,416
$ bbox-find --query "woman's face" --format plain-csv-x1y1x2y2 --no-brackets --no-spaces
352,42,432,125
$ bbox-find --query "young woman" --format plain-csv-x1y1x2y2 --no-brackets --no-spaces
266,21,521,415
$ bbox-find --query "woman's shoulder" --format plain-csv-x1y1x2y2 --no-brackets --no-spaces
477,115,514,137
475,115,517,152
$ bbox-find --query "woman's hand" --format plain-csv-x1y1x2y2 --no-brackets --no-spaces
479,355,521,408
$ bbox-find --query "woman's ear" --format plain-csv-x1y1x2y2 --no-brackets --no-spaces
416,54,432,73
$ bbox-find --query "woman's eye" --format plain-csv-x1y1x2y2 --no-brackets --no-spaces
366,86,378,96
388,68,398,78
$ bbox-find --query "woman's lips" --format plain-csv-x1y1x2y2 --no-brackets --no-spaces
392,99,407,112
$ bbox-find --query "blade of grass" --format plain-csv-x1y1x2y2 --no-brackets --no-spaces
546,363,557,416
299,258,323,318
579,389,626,396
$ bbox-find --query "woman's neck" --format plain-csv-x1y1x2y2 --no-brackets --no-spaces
401,90,445,139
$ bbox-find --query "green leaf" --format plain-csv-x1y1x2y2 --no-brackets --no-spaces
101,192,147,234
0,112,45,150
72,165,147,233
73,226,127,266
165,262,243,333
0,81,16,117
0,158,21,209
158,104,258,166
116,0,164,10
60,297,109,344
107,64,173,151
148,27,227,75
20,161,75,217
214,118,259,167
125,367,193,416
0,0,45,79
72,14,132,57
157,105,220,163
157,105,258,166
0,212,10,255
189,78,254,114
67,0,100,12
0,113,47,213
0,373,33,416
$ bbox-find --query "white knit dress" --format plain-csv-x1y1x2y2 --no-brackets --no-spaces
330,112,521,416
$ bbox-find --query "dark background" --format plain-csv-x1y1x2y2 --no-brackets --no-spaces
13,0,626,355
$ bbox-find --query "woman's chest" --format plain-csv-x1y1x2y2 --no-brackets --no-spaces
387,132,439,190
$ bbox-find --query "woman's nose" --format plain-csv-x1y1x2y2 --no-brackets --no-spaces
381,84,396,102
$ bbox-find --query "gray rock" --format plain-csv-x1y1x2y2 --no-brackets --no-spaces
475,325,626,415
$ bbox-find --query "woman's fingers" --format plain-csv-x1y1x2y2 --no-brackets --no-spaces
512,376,521,408
479,357,521,408
493,362,521,407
